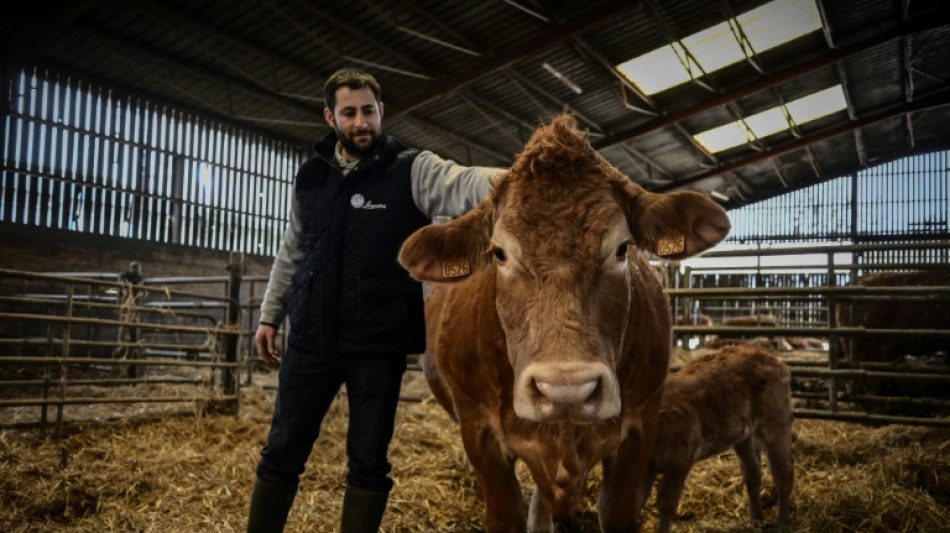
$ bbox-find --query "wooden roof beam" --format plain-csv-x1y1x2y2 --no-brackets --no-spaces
387,0,645,117
75,24,324,120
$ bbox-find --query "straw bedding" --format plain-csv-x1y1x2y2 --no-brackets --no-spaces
1,369,948,533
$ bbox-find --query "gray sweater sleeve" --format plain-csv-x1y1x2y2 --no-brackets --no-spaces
411,150,502,219
258,191,305,326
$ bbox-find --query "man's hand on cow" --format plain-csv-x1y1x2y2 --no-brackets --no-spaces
255,323,281,367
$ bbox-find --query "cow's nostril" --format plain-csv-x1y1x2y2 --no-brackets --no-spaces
534,378,599,405
516,362,620,422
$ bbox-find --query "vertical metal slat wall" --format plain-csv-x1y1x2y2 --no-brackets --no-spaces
726,150,950,246
1,67,303,257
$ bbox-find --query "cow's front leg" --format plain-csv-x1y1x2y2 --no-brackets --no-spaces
527,485,554,532
458,413,526,533
599,405,660,533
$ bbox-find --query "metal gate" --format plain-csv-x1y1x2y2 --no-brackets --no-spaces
667,241,950,427
0,255,250,436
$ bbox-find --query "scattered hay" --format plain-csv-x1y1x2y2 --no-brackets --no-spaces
2,370,949,532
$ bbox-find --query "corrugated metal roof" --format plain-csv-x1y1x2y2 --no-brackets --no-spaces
3,0,950,209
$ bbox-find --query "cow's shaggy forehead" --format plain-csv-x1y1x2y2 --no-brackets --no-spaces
492,115,628,262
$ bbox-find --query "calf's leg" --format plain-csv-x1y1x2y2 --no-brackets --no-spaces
733,436,763,524
652,464,690,533
635,463,657,518
762,433,795,525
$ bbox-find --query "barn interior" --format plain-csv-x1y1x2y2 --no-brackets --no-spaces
2,0,949,531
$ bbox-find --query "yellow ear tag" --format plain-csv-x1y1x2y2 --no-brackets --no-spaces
442,260,471,278
657,233,686,257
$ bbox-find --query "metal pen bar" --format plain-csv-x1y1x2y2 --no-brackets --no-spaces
673,325,950,336
791,368,950,382
792,391,950,410
0,295,223,322
0,312,233,334
0,338,211,351
686,262,950,272
0,395,238,408
0,268,237,304
144,275,230,284
699,241,950,258
0,356,239,368
840,360,950,374
793,409,950,428
666,285,950,297
2,377,208,388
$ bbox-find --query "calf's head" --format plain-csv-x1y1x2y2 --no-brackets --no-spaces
399,114,729,423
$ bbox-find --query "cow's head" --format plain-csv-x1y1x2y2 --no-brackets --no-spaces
400,114,729,423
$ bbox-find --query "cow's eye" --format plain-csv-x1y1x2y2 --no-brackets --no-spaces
492,247,507,263
616,243,629,259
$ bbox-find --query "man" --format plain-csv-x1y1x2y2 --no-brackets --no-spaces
247,68,500,532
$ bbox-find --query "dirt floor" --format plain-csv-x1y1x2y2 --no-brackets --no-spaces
2,367,949,533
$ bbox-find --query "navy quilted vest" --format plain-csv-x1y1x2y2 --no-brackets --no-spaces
286,132,429,356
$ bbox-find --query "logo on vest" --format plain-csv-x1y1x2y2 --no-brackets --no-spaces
350,193,387,210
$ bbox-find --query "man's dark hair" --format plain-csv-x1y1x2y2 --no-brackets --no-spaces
324,68,382,113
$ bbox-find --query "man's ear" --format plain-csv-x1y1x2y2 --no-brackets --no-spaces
399,199,494,282
323,107,335,128
622,183,731,260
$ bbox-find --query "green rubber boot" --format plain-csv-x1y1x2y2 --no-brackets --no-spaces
339,484,389,533
246,476,298,533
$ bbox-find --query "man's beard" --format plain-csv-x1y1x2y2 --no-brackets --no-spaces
336,126,381,159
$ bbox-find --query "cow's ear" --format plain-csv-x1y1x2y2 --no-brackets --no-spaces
625,185,731,260
399,199,494,282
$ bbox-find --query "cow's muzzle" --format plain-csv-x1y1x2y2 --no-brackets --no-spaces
514,361,620,423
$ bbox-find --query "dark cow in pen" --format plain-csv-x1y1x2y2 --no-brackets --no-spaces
836,270,950,406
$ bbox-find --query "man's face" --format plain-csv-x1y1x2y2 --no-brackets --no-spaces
324,86,383,160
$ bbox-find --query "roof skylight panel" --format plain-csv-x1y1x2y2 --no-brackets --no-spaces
694,85,847,152
616,0,823,95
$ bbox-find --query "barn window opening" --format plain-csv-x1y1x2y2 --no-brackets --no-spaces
693,85,847,152
716,150,950,246
1,67,303,256
616,0,822,95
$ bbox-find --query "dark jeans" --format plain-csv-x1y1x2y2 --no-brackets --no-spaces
256,344,407,492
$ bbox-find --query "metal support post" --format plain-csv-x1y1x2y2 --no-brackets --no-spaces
826,252,839,414
223,251,244,413
121,262,144,379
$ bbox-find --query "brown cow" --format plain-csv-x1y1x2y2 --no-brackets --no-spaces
637,344,794,533
398,114,730,532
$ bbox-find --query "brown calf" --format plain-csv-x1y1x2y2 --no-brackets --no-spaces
637,344,794,533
